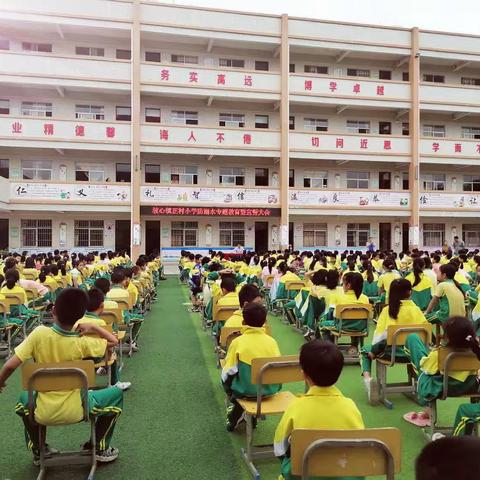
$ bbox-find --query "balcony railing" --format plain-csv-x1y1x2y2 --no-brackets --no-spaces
420,82,480,111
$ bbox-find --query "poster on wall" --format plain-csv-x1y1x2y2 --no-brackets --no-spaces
420,192,480,209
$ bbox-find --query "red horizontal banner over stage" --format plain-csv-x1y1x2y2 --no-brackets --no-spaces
141,206,280,217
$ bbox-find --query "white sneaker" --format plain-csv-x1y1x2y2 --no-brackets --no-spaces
131,342,139,352
363,377,378,404
96,446,119,463
96,367,107,375
114,381,131,391
432,433,446,441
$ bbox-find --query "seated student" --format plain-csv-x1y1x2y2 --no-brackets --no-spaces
361,279,428,399
274,340,364,480
70,259,85,289
212,277,239,335
274,262,302,301
377,258,401,303
361,260,379,302
1,269,40,321
123,268,141,313
22,256,39,280
425,264,465,325
94,278,119,310
224,284,262,329
422,256,438,288
403,316,480,427
406,258,434,311
74,288,131,391
0,288,123,464
221,303,280,431
415,436,480,480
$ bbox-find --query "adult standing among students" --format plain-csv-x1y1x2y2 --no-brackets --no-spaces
452,236,465,256
366,237,376,253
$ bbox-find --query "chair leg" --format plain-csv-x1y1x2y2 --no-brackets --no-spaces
37,425,47,480
241,414,260,480
87,418,97,480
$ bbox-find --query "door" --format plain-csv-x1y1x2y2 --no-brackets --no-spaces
254,222,268,253
379,223,391,250
145,221,160,256
289,222,294,249
115,220,130,254
402,223,410,252
0,219,8,250
379,172,391,189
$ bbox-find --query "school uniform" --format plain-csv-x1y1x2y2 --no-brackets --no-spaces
107,285,143,341
275,271,302,301
14,324,122,453
213,291,240,334
274,385,364,480
361,271,379,300
223,309,244,328
405,272,434,311
377,271,401,302
427,279,465,324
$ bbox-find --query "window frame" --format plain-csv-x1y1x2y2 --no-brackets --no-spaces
303,170,328,189
170,165,198,185
347,223,370,248
145,107,161,123
219,167,245,186
22,42,52,53
171,54,198,64
347,68,370,78
303,223,327,248
21,219,52,248
462,224,480,247
304,118,328,132
116,49,131,60
0,99,9,115
304,65,329,74
145,51,161,63
74,220,104,248
22,160,52,181
75,104,105,121
254,114,269,129
254,168,269,187
116,106,131,122
346,171,370,189
219,113,245,128
145,164,161,183
75,46,104,57
422,124,446,138
422,74,445,83
21,101,52,118
171,221,198,247
219,58,245,68
254,60,269,71
170,110,198,126
422,223,445,247
219,221,245,247
346,120,370,134
421,173,446,191
116,163,131,183
463,175,480,192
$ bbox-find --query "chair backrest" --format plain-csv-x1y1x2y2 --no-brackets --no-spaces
290,427,401,479
250,355,302,386
264,275,274,287
100,309,123,327
0,301,9,316
220,325,272,348
22,272,37,281
285,281,305,292
337,303,372,320
24,287,38,302
213,305,238,322
3,292,25,306
386,324,432,347
22,360,95,422
115,298,131,311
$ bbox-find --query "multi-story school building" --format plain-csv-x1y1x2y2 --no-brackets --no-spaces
1,0,480,260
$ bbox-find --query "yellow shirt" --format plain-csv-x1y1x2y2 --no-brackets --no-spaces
15,324,106,425
378,271,401,300
405,272,434,292
420,348,477,382
106,285,130,303
274,385,364,457
0,284,27,304
435,280,466,318
224,309,244,328
127,281,139,306
22,268,39,280
334,290,370,317
74,312,107,329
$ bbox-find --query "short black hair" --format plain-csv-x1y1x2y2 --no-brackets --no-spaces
87,288,105,312
416,436,480,480
238,284,261,308
300,340,344,386
243,302,267,327
55,288,88,327
220,277,236,293
110,270,125,285
94,277,111,295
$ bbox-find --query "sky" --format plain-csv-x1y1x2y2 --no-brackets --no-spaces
170,0,480,35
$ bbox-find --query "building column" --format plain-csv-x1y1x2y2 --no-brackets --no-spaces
279,13,290,249
130,0,142,258
409,27,420,249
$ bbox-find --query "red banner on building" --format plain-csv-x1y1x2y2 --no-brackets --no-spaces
140,206,280,217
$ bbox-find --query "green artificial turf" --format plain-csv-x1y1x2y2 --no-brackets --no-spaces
0,277,466,479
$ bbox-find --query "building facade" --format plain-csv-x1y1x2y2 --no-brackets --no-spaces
1,0,480,259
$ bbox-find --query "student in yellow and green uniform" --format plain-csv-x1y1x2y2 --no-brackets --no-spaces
0,288,123,464
21,257,39,280
221,303,280,431
274,340,364,480
361,278,427,401
274,262,302,301
403,316,479,427
94,278,120,310
212,277,239,336
180,252,195,283
377,258,401,303
223,284,262,329
361,261,379,302
405,257,434,311
425,263,465,325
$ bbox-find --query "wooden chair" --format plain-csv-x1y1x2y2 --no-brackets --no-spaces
237,355,304,480
272,281,305,316
0,301,14,358
374,324,432,408
3,294,36,336
291,427,402,480
333,304,372,364
22,271,38,281
22,360,96,480
425,347,480,439
100,309,126,369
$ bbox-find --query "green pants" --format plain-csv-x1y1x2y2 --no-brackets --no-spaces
360,342,408,374
124,311,143,342
16,386,123,454
279,456,363,480
453,403,480,436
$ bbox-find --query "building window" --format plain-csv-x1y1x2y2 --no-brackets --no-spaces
145,164,161,183
347,171,369,189
347,68,370,78
21,101,52,117
255,115,269,129
145,51,161,62
0,39,9,50
402,122,410,136
116,106,131,121
304,171,328,189
145,108,161,123
75,46,104,57
171,54,198,64
116,49,131,60
219,58,245,68
171,221,198,247
304,65,328,74
304,118,328,132
346,120,370,134
116,163,131,182
423,223,445,247
423,74,445,83
379,70,392,80
22,160,52,180
347,223,370,247
402,172,409,190
303,223,327,247
0,159,9,179
255,61,269,71
219,167,245,186
289,63,295,73
461,77,480,86
75,164,105,182
289,116,295,130
219,113,245,128
379,121,392,135
461,126,480,139
463,175,480,192
0,99,9,115
289,169,295,188
402,72,409,82
255,168,269,186
463,224,480,247
75,220,104,247
22,42,52,53
423,124,445,138
219,221,245,246
421,174,445,191
75,104,104,120
171,110,198,125
171,165,198,185
21,219,52,248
